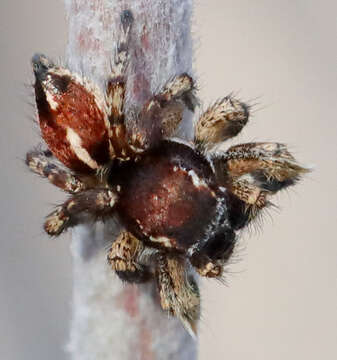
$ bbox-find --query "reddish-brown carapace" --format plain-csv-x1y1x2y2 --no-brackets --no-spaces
26,10,308,336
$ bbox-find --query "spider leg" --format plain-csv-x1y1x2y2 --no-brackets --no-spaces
152,73,197,113
139,74,197,143
105,11,145,161
194,96,249,152
26,148,86,193
106,10,133,123
189,228,236,278
214,142,309,229
44,189,118,236
156,254,200,337
107,231,152,283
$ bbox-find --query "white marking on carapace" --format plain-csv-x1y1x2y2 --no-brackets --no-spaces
219,186,227,194
187,169,208,189
66,127,99,169
149,236,173,248
42,75,59,111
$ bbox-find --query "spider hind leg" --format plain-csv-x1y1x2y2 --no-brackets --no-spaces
189,228,236,278
156,254,200,337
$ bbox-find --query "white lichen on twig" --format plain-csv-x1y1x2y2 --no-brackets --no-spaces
64,1,196,359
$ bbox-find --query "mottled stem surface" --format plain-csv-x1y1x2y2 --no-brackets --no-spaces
64,0,196,359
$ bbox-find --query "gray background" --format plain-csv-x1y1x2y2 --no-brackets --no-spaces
1,1,336,359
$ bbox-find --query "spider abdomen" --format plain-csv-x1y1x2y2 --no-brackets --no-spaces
32,54,111,173
114,141,220,252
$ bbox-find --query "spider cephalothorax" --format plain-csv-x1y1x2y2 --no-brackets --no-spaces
26,11,308,335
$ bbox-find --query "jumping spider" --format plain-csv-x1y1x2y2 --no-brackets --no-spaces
26,10,308,335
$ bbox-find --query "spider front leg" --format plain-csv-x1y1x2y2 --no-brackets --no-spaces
194,95,249,152
189,228,236,278
26,148,86,193
156,254,200,337
107,231,152,283
44,189,118,236
138,73,197,145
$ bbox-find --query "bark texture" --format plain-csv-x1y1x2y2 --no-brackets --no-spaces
64,1,197,359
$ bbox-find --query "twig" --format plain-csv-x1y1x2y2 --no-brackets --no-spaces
64,1,197,359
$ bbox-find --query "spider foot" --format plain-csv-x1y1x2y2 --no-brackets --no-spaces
189,227,236,278
44,206,69,236
194,95,249,151
194,260,223,278
156,255,200,337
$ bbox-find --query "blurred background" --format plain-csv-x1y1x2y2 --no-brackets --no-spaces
0,1,336,359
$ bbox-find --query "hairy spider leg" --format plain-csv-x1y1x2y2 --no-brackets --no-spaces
107,231,152,283
106,10,133,123
189,228,236,278
218,142,309,229
138,74,197,145
44,189,118,236
194,95,249,151
26,148,86,193
105,10,146,161
156,255,200,337
156,254,200,337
